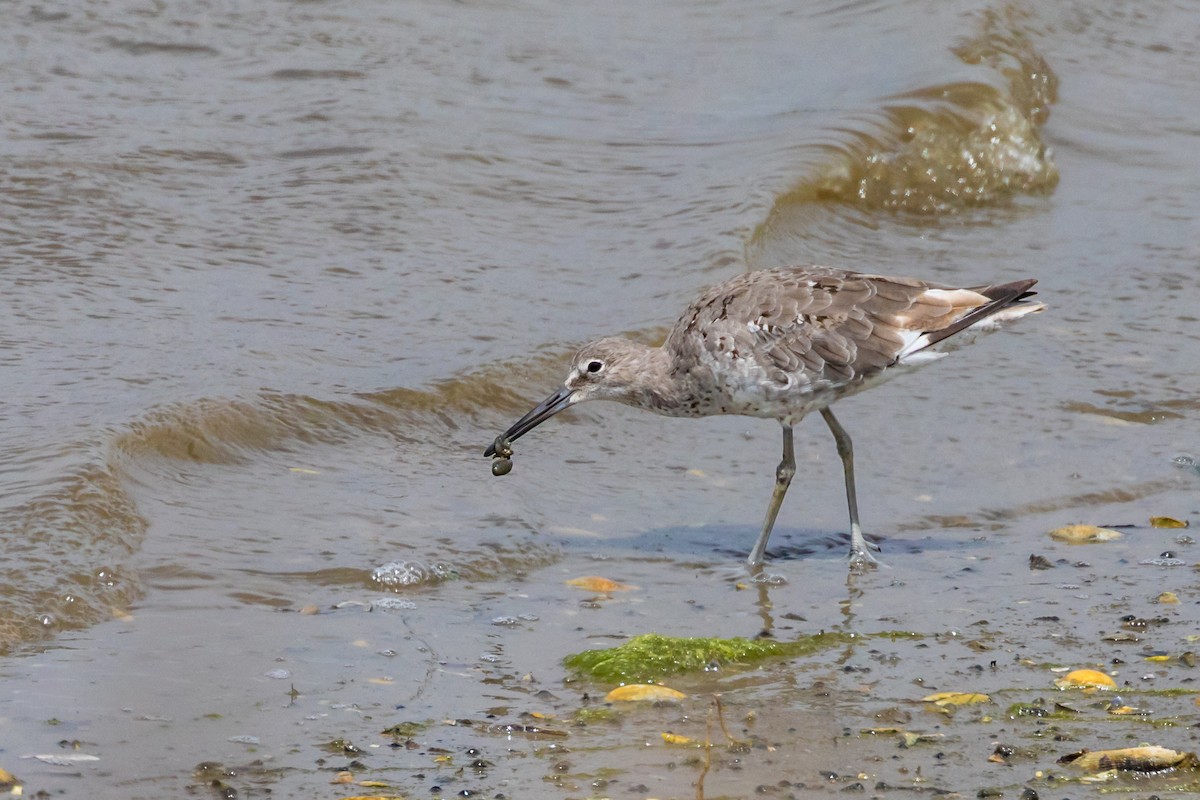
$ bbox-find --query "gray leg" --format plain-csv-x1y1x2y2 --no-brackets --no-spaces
820,408,879,566
747,424,795,567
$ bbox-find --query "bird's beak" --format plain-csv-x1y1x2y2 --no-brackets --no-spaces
483,386,576,456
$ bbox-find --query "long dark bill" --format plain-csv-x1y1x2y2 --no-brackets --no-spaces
483,386,575,456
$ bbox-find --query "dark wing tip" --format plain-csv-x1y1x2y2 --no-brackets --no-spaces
982,277,1038,302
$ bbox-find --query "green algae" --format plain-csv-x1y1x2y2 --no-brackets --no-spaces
573,706,621,724
563,632,850,684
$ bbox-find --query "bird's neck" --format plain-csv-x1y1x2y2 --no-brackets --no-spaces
622,345,699,417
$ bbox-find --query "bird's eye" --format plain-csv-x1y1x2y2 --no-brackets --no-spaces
586,360,603,373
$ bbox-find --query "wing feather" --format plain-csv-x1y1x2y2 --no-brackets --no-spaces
667,266,1038,405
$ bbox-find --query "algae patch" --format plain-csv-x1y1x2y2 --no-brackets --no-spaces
564,632,848,683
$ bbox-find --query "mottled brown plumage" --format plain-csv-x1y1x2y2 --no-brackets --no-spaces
486,265,1044,569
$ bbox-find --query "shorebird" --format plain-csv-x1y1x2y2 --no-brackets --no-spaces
485,266,1044,569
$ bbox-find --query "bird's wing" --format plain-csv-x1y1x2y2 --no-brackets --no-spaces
670,267,1004,390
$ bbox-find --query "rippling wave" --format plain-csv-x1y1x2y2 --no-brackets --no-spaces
0,342,592,653
757,4,1057,233
0,458,145,654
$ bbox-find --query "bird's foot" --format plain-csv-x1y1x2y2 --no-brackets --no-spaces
847,528,887,571
847,546,885,571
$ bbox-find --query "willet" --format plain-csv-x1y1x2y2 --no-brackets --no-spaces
485,266,1044,569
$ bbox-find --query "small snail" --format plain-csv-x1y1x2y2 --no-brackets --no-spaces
490,434,514,476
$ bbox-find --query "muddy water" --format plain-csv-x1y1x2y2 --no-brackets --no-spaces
2,0,1198,797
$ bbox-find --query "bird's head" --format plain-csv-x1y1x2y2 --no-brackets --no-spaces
483,337,657,456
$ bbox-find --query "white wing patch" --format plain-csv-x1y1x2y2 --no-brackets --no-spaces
922,288,986,304
895,292,1045,366
896,329,941,364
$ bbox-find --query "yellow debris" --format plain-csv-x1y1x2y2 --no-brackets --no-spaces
605,684,687,703
1055,668,1116,690
921,691,990,707
566,576,634,592
1048,524,1122,543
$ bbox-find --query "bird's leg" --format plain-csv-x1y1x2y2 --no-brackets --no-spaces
747,424,795,567
820,407,880,567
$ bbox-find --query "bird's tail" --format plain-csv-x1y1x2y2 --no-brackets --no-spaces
919,278,1044,350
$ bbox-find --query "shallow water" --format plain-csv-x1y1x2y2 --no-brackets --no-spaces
2,0,1199,797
